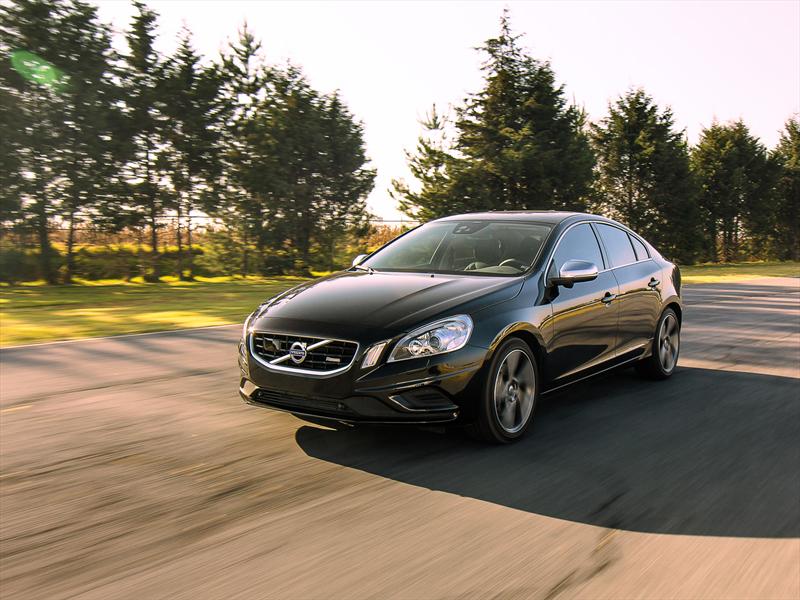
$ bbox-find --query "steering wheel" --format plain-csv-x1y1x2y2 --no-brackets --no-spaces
498,258,528,271
464,261,487,271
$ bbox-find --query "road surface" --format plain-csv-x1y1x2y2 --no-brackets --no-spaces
1,278,799,599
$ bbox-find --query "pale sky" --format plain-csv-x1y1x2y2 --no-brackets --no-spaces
94,0,800,221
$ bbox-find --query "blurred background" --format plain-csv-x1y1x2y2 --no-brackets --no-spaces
2,0,798,347
1,0,799,285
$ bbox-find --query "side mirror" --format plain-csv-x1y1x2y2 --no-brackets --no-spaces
352,254,368,267
550,259,598,289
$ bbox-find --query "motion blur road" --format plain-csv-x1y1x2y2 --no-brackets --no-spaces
1,278,798,599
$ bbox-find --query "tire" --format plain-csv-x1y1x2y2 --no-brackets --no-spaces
467,338,539,443
635,307,680,380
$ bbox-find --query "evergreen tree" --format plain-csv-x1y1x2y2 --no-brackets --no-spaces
52,1,120,282
390,105,456,221
772,116,800,260
691,121,774,261
120,0,171,281
313,91,376,270
217,24,273,274
395,12,594,218
591,88,699,263
163,28,223,279
0,0,70,283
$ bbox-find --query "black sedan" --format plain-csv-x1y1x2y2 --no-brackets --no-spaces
238,211,682,443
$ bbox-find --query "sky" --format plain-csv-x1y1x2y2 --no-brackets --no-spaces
94,0,800,221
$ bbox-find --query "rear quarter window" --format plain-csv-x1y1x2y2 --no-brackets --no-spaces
629,234,649,261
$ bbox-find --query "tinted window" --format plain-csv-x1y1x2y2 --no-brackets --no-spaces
596,224,636,267
629,234,649,261
551,224,604,274
364,221,552,276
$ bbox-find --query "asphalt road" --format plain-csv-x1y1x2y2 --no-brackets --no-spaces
1,278,798,599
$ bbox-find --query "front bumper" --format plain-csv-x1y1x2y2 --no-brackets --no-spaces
238,339,486,424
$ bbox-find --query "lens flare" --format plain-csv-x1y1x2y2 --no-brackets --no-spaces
10,49,68,92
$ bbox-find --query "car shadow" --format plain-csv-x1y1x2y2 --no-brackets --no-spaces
295,366,800,538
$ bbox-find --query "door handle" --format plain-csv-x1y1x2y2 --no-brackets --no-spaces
648,277,660,289
601,292,617,304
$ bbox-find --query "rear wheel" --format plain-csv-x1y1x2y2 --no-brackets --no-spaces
468,338,538,443
636,308,680,379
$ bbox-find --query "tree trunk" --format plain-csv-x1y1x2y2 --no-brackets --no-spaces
64,209,76,284
36,199,55,284
148,207,160,281
242,225,249,276
186,213,194,280
176,204,184,280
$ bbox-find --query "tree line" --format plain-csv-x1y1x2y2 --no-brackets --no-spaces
392,14,799,265
1,5,797,285
1,0,375,283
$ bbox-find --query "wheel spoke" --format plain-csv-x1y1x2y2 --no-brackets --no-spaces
668,317,678,337
659,341,668,366
505,351,521,379
499,401,516,430
494,370,507,402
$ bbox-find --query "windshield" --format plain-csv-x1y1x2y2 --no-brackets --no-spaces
361,221,553,276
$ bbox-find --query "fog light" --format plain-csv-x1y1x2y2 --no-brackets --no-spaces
362,341,388,368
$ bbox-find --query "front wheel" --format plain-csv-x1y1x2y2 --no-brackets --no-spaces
468,338,539,443
636,308,680,380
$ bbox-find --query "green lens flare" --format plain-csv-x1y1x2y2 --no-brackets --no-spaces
10,50,69,92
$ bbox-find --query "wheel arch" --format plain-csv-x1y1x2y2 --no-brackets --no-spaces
485,323,546,373
664,300,683,324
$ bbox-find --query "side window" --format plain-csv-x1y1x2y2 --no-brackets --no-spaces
596,224,636,267
629,234,649,261
550,224,605,276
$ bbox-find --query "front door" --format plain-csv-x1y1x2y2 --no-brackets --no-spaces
546,223,620,383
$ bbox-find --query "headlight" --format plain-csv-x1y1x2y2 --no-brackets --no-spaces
242,311,255,340
388,315,473,362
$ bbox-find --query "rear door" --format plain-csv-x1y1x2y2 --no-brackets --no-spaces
594,223,663,358
546,223,620,383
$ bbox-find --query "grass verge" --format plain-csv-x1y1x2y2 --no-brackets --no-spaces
0,277,307,348
680,261,800,284
1,262,798,347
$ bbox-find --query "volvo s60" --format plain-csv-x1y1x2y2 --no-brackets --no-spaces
238,212,682,443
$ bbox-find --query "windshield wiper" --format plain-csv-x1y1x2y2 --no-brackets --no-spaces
352,264,375,274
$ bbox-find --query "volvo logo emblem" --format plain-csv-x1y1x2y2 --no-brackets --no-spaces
289,341,308,364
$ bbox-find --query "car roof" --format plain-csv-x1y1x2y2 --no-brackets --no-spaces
433,211,600,225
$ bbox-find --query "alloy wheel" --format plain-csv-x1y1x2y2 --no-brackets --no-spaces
658,313,680,372
493,349,536,434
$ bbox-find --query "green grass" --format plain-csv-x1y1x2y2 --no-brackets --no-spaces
0,276,307,347
681,261,800,284
1,262,798,347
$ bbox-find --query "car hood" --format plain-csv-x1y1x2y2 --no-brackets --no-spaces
251,270,523,341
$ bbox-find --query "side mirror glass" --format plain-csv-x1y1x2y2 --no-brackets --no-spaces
352,254,368,267
550,259,598,288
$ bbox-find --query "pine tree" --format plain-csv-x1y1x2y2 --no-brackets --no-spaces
395,11,594,218
390,105,456,221
53,1,120,282
163,28,223,279
591,88,699,263
772,116,800,260
0,0,70,283
120,0,171,281
691,121,774,261
217,24,272,274
315,91,376,270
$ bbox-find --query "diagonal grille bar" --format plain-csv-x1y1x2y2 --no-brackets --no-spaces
251,333,358,373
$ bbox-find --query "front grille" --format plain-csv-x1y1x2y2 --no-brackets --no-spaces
251,332,358,373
